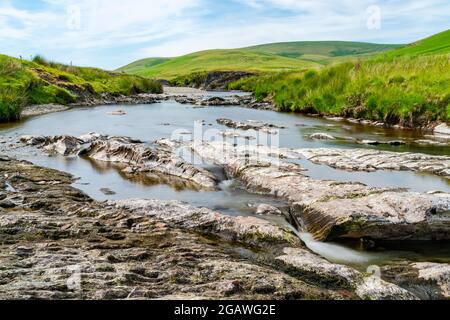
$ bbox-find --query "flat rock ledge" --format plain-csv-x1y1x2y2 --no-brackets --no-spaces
294,148,450,179
20,133,218,191
276,248,417,300
189,141,450,241
383,262,450,300
109,199,301,248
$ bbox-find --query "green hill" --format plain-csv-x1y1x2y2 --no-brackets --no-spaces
385,29,450,57
0,54,162,122
117,41,400,80
230,31,450,127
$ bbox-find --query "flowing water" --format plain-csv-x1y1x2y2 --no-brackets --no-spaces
1,94,449,269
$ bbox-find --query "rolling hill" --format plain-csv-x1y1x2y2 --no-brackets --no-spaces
385,29,450,57
117,41,401,80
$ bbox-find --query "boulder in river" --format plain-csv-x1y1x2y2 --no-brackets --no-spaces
309,133,336,140
217,118,285,131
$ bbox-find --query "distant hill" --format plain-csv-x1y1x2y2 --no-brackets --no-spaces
385,29,450,57
117,41,401,80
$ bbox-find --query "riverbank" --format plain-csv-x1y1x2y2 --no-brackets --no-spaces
0,54,163,122
229,54,450,130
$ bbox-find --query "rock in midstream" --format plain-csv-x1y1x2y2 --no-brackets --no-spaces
217,118,286,132
188,140,450,241
294,148,450,179
20,133,218,191
276,248,417,300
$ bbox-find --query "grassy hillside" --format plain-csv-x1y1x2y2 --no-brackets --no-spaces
385,29,450,57
0,54,162,122
244,41,400,63
230,31,450,127
118,41,399,80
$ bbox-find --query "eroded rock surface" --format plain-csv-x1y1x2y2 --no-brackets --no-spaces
217,118,285,132
295,148,450,179
276,248,417,300
189,141,450,241
0,156,340,300
20,134,218,191
110,199,301,248
383,262,450,300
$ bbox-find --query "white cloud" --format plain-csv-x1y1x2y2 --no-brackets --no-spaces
0,0,448,68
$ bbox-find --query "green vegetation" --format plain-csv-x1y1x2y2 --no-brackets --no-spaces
230,53,450,126
0,54,162,122
118,42,399,80
385,29,450,57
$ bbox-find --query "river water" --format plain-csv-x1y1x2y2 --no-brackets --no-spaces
1,95,449,270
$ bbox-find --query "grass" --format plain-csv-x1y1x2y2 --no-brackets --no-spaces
229,30,450,127
117,41,399,80
385,29,450,57
230,54,450,126
0,54,163,122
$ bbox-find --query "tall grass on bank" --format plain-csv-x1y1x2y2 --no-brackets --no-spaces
0,88,27,121
230,54,450,126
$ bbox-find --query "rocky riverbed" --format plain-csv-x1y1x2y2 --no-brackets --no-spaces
2,92,450,300
0,156,428,300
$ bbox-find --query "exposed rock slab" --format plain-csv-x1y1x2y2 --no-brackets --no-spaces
383,262,450,300
20,133,218,191
276,248,417,300
110,199,301,248
435,123,450,136
295,148,450,179
189,141,450,241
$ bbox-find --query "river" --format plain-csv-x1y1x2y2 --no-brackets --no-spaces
1,93,449,270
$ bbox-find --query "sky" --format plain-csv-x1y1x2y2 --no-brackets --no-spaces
0,0,449,70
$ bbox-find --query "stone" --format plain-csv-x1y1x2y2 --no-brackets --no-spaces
217,118,285,131
383,262,450,300
434,123,450,136
110,199,301,248
276,248,417,300
21,134,218,191
100,188,116,196
309,133,336,140
255,204,283,216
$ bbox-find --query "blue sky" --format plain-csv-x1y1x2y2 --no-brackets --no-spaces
0,0,449,70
